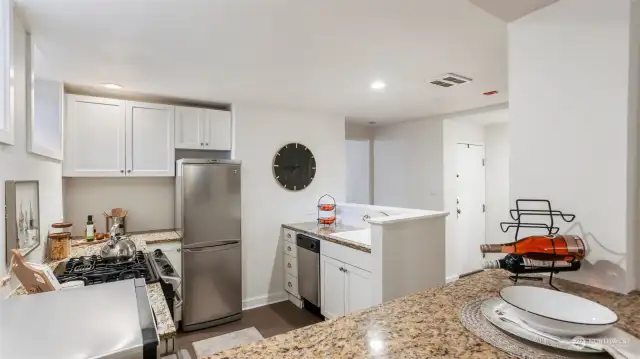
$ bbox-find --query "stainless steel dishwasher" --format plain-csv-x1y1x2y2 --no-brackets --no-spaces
296,234,321,310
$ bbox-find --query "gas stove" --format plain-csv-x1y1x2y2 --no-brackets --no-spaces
54,251,160,286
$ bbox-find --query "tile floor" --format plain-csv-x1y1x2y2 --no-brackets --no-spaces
173,301,323,358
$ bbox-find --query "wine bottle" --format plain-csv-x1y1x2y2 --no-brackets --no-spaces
482,254,581,274
480,234,585,260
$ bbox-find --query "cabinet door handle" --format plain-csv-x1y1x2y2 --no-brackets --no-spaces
287,263,292,268
287,233,291,238
205,142,209,146
177,248,181,252
120,169,125,174
288,282,292,287
339,267,344,272
287,246,291,251
127,169,132,173
343,268,348,273
201,142,204,146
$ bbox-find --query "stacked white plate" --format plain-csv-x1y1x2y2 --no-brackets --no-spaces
482,286,619,354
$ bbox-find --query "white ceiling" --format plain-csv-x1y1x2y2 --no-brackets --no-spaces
17,0,508,123
470,0,558,22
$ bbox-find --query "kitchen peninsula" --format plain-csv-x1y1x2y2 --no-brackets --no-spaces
207,271,640,359
8,231,181,340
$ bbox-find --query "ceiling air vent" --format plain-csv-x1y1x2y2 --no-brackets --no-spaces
429,73,473,88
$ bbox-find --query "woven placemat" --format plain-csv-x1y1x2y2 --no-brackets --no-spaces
459,298,605,359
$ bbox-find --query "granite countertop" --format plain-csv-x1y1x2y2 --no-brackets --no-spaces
129,230,182,245
8,233,178,340
206,271,640,359
282,222,370,253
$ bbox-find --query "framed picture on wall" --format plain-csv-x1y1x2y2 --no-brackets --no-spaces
5,180,40,263
26,33,63,160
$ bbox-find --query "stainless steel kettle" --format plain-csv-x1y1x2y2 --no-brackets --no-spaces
101,224,136,260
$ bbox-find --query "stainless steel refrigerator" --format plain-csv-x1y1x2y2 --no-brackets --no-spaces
175,159,242,332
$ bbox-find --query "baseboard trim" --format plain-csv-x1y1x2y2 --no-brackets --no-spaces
446,275,460,283
242,291,288,310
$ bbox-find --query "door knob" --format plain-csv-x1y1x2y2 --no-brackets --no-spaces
205,143,209,146
457,207,461,218
287,263,292,268
287,233,291,238
120,169,124,174
288,282,292,287
127,169,131,173
287,246,291,251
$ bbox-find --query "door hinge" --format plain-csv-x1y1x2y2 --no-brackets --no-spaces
482,204,486,213
482,158,485,166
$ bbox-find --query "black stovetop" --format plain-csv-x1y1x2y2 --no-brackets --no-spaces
54,251,160,286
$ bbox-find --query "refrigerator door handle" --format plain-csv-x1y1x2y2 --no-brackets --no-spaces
183,240,240,251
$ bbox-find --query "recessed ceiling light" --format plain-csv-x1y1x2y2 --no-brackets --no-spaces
370,80,386,91
102,83,123,90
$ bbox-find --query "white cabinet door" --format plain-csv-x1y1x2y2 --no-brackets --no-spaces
64,95,126,177
345,264,373,315
203,109,231,150
175,106,205,149
125,101,175,177
320,255,345,319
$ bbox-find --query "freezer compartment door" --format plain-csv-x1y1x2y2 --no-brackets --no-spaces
182,163,241,247
182,241,242,329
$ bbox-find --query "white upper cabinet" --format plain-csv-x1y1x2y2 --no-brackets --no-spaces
64,95,126,177
125,101,175,177
64,95,175,177
204,109,231,150
175,106,205,149
175,106,231,151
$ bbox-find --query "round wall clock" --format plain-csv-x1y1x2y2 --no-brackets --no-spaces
273,143,316,191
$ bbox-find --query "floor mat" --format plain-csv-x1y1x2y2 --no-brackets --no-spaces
160,348,193,359
192,327,264,358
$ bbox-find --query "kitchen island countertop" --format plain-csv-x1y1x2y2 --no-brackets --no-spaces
205,270,640,359
8,232,178,340
282,222,370,253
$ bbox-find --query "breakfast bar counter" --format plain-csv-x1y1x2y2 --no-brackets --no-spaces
206,271,640,358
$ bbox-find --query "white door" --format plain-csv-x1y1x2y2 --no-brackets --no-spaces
345,264,372,315
320,255,345,319
125,101,175,177
204,109,232,150
175,106,205,149
345,139,371,204
455,143,486,275
64,95,126,177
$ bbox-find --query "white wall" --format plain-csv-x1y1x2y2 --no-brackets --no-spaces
345,139,370,204
0,13,63,296
233,103,346,305
509,0,637,293
373,119,443,210
345,123,374,204
63,177,174,236
484,123,510,253
442,118,484,279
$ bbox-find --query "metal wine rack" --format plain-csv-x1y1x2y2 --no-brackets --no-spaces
498,199,577,290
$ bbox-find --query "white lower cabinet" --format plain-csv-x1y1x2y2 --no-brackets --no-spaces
321,255,346,319
345,263,373,314
321,254,372,320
